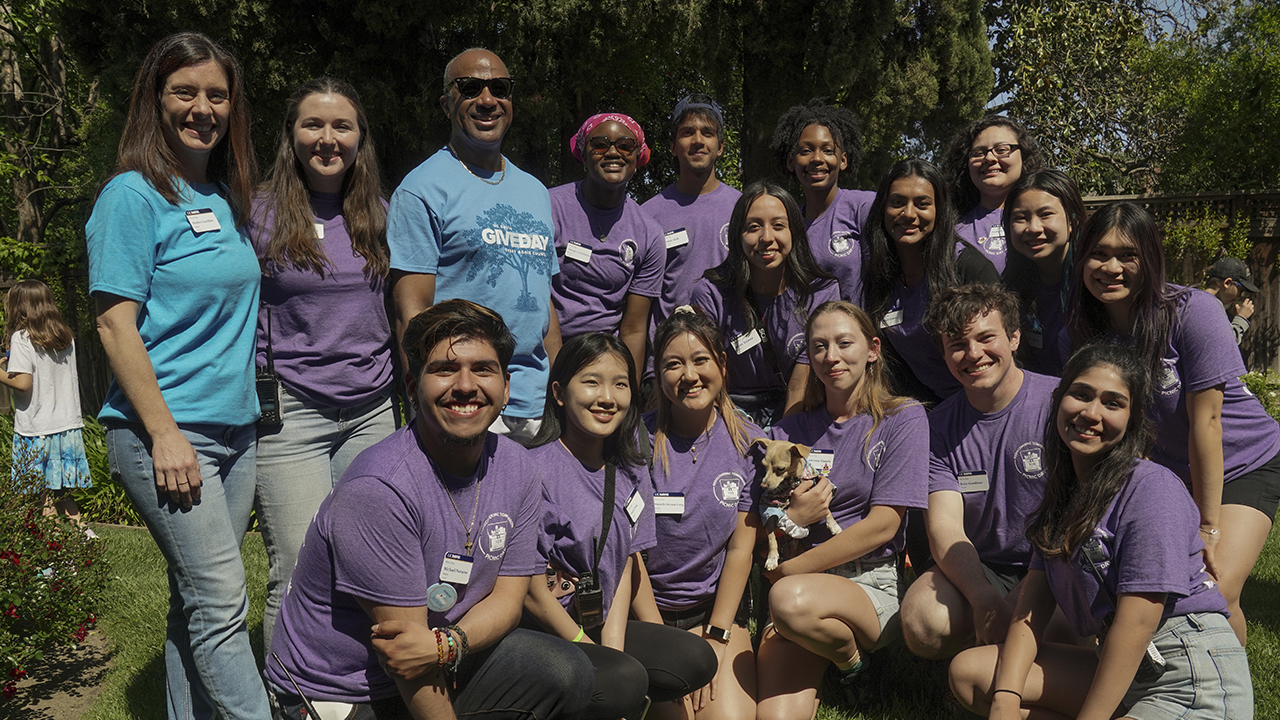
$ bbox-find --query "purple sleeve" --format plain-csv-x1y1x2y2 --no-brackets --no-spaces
690,278,724,322
869,404,931,510
1111,466,1200,597
1175,290,1246,391
630,467,658,554
628,218,666,299
328,476,431,606
1030,549,1045,571
500,466,544,576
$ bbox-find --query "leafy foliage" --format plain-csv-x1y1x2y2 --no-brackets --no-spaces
1160,208,1251,285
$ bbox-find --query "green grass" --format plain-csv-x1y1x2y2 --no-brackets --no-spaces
80,524,1280,720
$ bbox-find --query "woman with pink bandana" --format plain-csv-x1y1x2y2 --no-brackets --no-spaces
549,113,667,377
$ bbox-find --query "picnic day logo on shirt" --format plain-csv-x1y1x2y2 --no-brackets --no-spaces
619,238,638,267
1157,360,1181,397
1013,442,1045,480
719,222,731,249
829,231,856,258
480,512,515,561
713,472,745,507
787,333,806,359
865,440,886,471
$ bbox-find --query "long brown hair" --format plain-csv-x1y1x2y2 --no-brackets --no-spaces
110,32,257,225
258,77,388,279
650,308,751,474
803,301,912,451
4,280,73,352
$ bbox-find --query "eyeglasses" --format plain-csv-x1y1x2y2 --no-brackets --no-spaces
586,136,639,157
449,77,514,100
969,143,1021,160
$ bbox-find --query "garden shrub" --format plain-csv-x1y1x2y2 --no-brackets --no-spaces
0,442,108,699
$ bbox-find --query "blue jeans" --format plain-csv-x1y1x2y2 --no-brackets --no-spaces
107,422,269,720
255,387,395,650
1121,612,1253,720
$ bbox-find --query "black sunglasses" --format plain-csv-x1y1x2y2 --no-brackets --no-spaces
586,136,639,157
450,76,514,100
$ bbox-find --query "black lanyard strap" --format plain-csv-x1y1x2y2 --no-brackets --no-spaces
592,462,616,577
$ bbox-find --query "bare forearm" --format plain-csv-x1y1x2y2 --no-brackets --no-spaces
630,554,662,624
524,575,584,642
544,302,562,367
1187,388,1225,527
456,575,529,652
783,364,809,418
96,300,178,437
1076,593,1165,720
709,515,757,630
601,555,634,649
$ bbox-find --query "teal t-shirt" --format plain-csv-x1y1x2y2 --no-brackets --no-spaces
86,171,260,426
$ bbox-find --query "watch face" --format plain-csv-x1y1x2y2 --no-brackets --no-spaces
707,625,730,642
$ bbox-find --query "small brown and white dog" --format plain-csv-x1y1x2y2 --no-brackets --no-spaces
752,438,842,571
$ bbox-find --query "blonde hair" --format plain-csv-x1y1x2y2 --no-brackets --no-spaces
4,280,73,352
651,309,751,474
802,300,913,451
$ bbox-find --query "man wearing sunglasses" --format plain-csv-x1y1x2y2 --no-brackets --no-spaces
641,94,741,332
389,48,561,446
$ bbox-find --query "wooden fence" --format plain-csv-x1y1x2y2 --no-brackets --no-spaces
1083,191,1280,373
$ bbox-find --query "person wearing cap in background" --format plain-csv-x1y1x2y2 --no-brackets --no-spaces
1203,257,1259,346
642,94,742,332
388,48,560,446
548,112,666,377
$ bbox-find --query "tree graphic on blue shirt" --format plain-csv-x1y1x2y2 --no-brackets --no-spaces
462,204,554,312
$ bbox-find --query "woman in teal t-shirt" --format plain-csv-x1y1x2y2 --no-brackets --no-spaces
85,33,269,719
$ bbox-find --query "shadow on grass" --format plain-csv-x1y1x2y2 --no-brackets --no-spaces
122,653,166,720
0,633,113,720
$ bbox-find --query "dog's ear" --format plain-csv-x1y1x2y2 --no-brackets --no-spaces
750,437,772,455
786,444,809,474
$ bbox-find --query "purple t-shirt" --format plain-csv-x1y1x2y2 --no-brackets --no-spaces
770,403,930,559
929,371,1057,567
1032,459,1227,637
532,441,657,626
690,277,838,394
641,183,741,327
251,192,394,407
549,182,665,338
956,205,1008,274
880,279,961,399
643,412,762,609
803,188,876,306
1146,288,1280,485
266,426,543,703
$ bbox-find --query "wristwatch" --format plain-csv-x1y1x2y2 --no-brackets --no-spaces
706,625,731,643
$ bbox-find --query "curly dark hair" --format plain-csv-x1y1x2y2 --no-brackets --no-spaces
923,283,1021,344
769,98,863,178
941,115,1045,214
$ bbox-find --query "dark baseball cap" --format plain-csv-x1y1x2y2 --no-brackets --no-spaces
1208,257,1259,293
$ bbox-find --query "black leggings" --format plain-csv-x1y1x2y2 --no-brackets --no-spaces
574,620,717,720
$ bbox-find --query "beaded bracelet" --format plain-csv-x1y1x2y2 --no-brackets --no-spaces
446,624,469,673
433,628,446,667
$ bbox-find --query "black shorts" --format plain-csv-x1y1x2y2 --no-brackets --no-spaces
980,561,1028,598
1222,447,1280,521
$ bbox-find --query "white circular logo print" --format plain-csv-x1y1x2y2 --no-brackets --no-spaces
480,512,514,561
787,333,806,359
1157,361,1181,397
719,222,730,249
713,472,745,507
829,231,856,258
865,440,886,471
619,239,638,266
1014,442,1045,479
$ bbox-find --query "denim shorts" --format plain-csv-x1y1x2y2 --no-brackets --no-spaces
1121,612,1252,720
826,556,903,649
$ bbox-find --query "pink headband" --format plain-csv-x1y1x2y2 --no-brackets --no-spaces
569,112,650,167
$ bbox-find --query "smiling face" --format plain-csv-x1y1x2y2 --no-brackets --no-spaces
787,123,847,195
1083,229,1143,309
409,336,510,450
659,332,726,419
941,309,1021,403
159,60,231,181
671,113,723,175
292,92,360,194
554,351,632,444
440,49,512,149
582,121,639,190
1057,363,1131,466
741,193,792,273
884,175,937,248
808,310,880,398
967,125,1023,205
1009,188,1072,266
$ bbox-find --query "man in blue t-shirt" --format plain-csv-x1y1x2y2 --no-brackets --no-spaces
389,48,560,445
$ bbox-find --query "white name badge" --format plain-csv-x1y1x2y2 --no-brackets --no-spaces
440,553,474,585
654,492,685,515
664,228,690,249
314,222,325,239
880,310,904,328
807,450,835,476
565,241,593,263
731,329,762,355
185,209,221,233
625,488,645,525
958,471,990,493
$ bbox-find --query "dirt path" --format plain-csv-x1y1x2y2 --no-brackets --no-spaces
1,630,110,720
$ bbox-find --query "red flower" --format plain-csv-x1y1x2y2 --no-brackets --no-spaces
46,542,60,551
3,682,14,699
3,605,17,619
7,668,25,680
